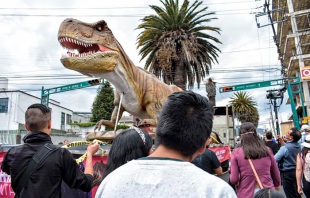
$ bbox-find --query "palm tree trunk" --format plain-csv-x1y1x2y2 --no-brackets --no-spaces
174,61,186,90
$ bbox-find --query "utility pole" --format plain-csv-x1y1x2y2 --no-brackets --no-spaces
272,98,280,136
255,0,287,77
268,103,276,134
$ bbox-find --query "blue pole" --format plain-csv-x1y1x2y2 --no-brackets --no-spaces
287,83,300,130
297,73,307,117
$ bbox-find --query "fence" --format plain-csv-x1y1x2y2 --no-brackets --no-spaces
0,130,85,145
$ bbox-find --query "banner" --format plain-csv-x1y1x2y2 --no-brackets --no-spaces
0,152,15,198
209,146,231,163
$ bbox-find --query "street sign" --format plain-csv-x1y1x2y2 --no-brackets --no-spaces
41,78,104,106
47,81,90,95
42,79,104,96
219,79,284,93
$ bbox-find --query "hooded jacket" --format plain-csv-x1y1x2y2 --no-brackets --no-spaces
1,132,93,198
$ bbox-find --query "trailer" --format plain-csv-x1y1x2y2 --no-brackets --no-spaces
213,106,236,147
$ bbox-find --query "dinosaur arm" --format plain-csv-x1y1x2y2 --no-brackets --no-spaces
94,91,125,130
108,91,125,126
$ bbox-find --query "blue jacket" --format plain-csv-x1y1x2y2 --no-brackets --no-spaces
274,141,301,171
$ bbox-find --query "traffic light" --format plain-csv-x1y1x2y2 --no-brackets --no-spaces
220,86,234,92
266,90,283,99
88,79,103,86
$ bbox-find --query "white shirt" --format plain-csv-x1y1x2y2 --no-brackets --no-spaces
95,157,236,198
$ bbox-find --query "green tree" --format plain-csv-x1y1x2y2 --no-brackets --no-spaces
229,91,260,127
90,81,114,122
136,0,221,90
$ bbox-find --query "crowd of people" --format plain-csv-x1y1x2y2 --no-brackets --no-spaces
2,91,310,198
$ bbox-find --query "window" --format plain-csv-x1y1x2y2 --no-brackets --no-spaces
61,112,65,125
0,98,9,113
66,114,72,124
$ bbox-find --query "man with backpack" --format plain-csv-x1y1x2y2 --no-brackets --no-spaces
1,103,99,198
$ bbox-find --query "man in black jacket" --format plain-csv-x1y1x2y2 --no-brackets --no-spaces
1,103,99,198
264,131,279,155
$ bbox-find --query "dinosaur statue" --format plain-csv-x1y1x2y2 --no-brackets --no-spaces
58,18,182,131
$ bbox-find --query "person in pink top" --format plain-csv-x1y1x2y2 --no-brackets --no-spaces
230,122,281,198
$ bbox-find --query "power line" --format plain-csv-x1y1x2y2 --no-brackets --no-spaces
0,46,278,63
0,1,255,11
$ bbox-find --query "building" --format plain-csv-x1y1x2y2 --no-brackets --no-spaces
0,90,83,144
272,0,310,122
280,120,294,136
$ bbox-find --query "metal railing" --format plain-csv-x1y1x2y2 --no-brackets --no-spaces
0,130,85,145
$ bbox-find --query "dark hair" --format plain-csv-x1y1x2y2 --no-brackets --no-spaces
93,161,106,186
240,122,270,159
25,103,51,131
253,188,285,198
265,132,273,140
300,146,310,161
155,91,214,157
290,127,301,142
102,128,152,179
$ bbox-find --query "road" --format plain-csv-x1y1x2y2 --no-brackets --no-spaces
219,172,306,198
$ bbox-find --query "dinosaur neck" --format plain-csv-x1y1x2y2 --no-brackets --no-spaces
99,51,141,95
92,40,144,96
102,61,137,94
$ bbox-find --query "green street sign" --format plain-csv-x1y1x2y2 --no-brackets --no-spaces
219,79,284,93
52,81,90,94
41,78,104,106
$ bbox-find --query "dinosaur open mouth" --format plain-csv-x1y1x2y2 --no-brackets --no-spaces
59,37,113,58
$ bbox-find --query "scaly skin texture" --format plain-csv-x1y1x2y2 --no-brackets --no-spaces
58,18,182,130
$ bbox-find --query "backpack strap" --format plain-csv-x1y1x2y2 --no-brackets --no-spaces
15,143,60,194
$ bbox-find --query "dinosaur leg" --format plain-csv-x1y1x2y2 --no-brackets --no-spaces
94,91,125,131
139,103,158,127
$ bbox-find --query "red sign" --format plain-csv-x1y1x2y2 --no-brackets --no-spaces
209,146,231,163
0,152,15,198
301,66,310,80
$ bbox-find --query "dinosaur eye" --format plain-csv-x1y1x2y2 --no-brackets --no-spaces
96,25,104,32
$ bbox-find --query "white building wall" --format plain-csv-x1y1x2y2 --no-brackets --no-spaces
0,91,74,131
49,103,72,131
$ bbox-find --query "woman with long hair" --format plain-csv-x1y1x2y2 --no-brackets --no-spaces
229,122,281,198
296,134,310,197
102,127,153,180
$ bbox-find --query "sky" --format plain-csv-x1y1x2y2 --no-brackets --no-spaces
0,0,291,129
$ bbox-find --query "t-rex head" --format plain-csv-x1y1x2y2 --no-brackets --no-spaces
58,18,121,76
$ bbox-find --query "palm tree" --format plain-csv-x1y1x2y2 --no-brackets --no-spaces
229,91,260,127
136,0,221,90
